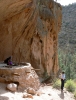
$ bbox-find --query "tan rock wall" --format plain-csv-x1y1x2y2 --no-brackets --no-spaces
0,0,62,76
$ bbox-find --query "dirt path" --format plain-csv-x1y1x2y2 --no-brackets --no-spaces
0,83,75,100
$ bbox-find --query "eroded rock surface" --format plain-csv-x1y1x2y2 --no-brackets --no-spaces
0,0,62,76
0,63,40,90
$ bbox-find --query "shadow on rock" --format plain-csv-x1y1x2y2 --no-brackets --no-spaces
0,96,9,100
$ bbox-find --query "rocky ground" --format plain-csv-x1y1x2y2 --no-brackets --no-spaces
0,83,75,100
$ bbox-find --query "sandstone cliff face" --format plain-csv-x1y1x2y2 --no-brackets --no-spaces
0,0,62,76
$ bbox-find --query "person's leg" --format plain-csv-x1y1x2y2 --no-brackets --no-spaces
61,79,64,90
63,80,64,88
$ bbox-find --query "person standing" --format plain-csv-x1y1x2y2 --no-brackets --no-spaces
60,71,65,91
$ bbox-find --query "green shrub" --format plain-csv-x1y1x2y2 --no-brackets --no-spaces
65,80,76,92
74,79,76,83
53,79,61,89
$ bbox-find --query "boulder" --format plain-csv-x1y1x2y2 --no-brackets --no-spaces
6,83,17,92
